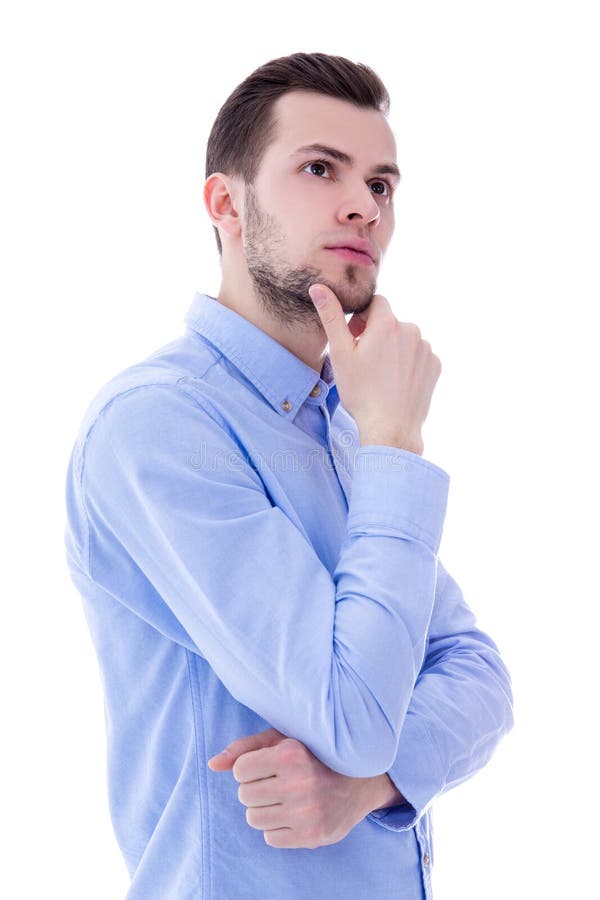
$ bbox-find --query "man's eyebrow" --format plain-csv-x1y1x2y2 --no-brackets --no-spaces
290,143,401,181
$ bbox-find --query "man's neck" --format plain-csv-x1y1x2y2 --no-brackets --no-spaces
216,286,328,375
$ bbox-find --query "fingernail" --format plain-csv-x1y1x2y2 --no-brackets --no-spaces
310,287,326,306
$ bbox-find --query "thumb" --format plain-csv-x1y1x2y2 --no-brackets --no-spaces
308,283,354,357
207,727,286,771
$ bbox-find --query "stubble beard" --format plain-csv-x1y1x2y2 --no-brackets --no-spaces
242,182,376,331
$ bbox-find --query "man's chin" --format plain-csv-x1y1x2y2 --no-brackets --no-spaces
339,294,374,317
309,279,374,316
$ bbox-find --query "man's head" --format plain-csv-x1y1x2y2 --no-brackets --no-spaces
203,52,399,325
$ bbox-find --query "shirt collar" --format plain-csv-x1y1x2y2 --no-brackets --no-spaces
184,292,339,421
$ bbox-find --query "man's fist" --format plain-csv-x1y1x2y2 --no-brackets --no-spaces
208,727,407,850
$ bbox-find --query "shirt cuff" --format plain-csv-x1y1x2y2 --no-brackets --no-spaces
367,712,445,833
348,447,450,554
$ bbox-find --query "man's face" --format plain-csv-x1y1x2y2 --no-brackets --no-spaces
238,90,399,327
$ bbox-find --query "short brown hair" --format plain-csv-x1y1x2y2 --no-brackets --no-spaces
205,51,391,256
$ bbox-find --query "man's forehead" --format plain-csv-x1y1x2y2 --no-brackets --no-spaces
270,90,397,160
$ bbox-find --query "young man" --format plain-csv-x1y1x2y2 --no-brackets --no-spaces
64,52,513,899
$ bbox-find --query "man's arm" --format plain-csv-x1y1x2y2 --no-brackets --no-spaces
368,559,514,831
75,381,449,778
212,560,513,847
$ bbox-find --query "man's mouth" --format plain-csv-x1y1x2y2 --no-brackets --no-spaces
326,247,374,266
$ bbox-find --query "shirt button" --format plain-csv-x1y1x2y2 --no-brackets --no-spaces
423,852,430,867
309,384,322,397
281,400,293,412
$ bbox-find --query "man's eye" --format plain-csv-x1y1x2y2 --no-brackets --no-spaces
303,160,392,197
371,180,392,196
303,161,331,178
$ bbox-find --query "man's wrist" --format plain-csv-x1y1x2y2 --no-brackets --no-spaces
358,431,424,455
368,773,409,812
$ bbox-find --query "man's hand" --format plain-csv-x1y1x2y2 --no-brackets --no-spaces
308,284,442,455
207,728,407,850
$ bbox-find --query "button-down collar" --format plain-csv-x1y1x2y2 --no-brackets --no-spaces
184,292,339,420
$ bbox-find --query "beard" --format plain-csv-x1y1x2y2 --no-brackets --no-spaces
242,182,376,331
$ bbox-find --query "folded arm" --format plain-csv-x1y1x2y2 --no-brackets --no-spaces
71,381,450,778
213,560,514,846
368,559,514,832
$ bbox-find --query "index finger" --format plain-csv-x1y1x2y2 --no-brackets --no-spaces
233,746,278,784
308,283,354,357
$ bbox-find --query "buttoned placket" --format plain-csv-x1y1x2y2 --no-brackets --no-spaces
277,376,352,510
313,384,353,510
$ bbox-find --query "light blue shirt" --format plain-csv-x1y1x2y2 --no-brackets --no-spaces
64,292,514,899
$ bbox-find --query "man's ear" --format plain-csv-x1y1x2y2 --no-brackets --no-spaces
203,172,243,241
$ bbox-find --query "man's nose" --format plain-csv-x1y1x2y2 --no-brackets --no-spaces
337,188,381,225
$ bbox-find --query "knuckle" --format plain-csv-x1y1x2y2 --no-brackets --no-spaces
292,738,309,757
321,311,337,326
404,322,421,340
277,737,301,760
377,313,398,336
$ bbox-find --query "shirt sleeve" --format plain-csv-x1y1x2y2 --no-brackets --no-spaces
72,381,451,778
367,560,514,831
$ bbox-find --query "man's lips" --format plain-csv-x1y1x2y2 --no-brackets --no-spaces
326,247,375,266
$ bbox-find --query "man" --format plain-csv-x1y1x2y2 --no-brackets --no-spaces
64,52,513,899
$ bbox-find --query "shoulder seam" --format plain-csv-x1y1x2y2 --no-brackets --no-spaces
78,372,228,574
80,350,224,450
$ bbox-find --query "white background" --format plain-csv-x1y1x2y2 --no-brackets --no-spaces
2,1,598,897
